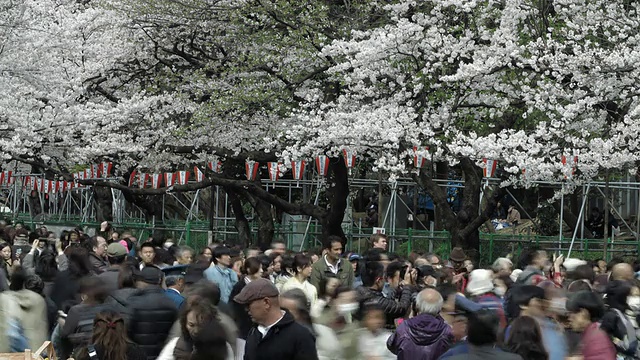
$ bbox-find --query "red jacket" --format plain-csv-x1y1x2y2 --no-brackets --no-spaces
582,322,616,360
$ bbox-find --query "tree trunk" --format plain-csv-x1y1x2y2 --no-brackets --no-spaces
227,189,252,247
93,186,113,222
321,156,350,243
243,188,275,251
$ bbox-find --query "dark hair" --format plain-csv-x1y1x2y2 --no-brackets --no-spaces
317,276,338,299
184,279,221,306
505,316,548,360
567,280,592,293
257,254,272,275
570,264,595,283
385,261,403,280
364,248,385,262
242,257,262,276
566,290,605,322
292,254,311,275
436,284,457,303
280,288,313,326
67,247,93,278
0,242,9,251
467,309,500,346
9,266,27,291
139,242,155,253
180,299,218,343
362,261,384,287
82,236,99,254
191,318,229,360
518,246,543,269
512,285,546,307
605,280,631,312
35,251,58,281
322,235,342,250
75,311,130,360
79,276,109,304
24,274,45,295
212,247,230,264
118,263,136,289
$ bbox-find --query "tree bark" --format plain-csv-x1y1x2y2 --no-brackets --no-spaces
242,188,275,251
227,188,252,247
321,155,350,243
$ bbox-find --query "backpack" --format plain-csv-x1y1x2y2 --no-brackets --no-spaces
609,309,639,360
3,293,29,352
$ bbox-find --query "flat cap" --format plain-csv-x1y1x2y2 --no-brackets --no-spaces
233,278,279,305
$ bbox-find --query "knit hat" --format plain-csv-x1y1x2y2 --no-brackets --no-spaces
466,269,494,296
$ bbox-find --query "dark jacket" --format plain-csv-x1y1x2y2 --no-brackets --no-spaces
88,253,108,274
75,342,147,360
231,279,254,339
387,313,453,360
356,285,415,327
105,287,139,324
244,310,318,360
97,266,121,293
127,287,179,360
60,302,117,359
50,270,87,310
438,344,523,360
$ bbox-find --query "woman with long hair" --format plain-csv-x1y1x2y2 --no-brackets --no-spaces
281,254,317,307
50,246,93,309
75,310,146,360
230,257,263,340
0,242,15,276
505,316,549,360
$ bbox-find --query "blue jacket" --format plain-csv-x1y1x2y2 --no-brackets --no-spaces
164,288,184,309
204,265,238,303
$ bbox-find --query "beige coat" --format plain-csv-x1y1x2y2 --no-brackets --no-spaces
0,289,48,352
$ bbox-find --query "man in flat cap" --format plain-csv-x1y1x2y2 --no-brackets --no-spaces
234,278,318,360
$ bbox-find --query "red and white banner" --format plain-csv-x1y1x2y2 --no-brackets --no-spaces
177,171,189,185
483,158,497,178
342,149,356,169
28,176,37,191
0,171,11,185
315,155,330,177
413,146,429,168
138,173,149,189
101,162,113,178
207,160,222,173
561,155,578,179
165,172,176,187
291,160,305,180
90,164,100,179
151,174,163,189
245,160,259,181
128,171,138,187
267,162,280,182
194,167,205,182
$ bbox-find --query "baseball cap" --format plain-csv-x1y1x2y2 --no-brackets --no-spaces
348,254,361,261
134,266,163,285
107,243,127,257
233,278,279,305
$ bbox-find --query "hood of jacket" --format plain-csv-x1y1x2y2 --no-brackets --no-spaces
403,313,450,346
8,289,43,311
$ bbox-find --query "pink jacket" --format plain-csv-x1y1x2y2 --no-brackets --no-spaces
582,322,616,360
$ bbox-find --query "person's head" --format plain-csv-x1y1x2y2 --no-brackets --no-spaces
505,315,548,360
184,279,221,306
463,260,474,273
134,266,163,289
611,263,634,282
292,254,312,279
492,257,513,277
270,253,282,273
333,286,358,316
271,241,286,255
370,234,388,250
79,276,109,304
176,246,194,265
24,274,45,296
362,304,386,333
511,285,546,318
242,257,264,280
231,257,243,277
605,280,631,312
118,264,136,289
84,236,107,257
323,236,343,262
318,276,340,299
66,246,93,278
191,319,229,360
165,272,185,293
213,246,231,267
0,242,10,261
466,269,495,297
106,243,127,265
363,261,385,290
570,264,595,283
139,243,155,265
181,299,219,340
233,278,281,326
201,247,213,262
518,246,548,270
385,261,403,290
449,247,466,271
415,288,444,316
348,254,361,273
567,290,605,332
280,288,312,326
596,259,607,274
467,309,500,346
80,311,129,360
424,253,441,268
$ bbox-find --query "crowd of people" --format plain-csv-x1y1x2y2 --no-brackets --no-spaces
0,220,639,360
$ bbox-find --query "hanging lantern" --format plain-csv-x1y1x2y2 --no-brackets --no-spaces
207,160,222,173
561,155,578,179
413,146,430,168
342,149,356,173
177,171,190,185
291,160,305,187
267,162,280,181
483,158,497,178
315,155,330,177
0,170,11,185
165,172,177,187
30,176,38,191
245,160,259,181
101,162,113,178
90,164,101,178
138,173,149,188
151,174,163,189
128,171,138,187
58,181,66,192
194,167,205,182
